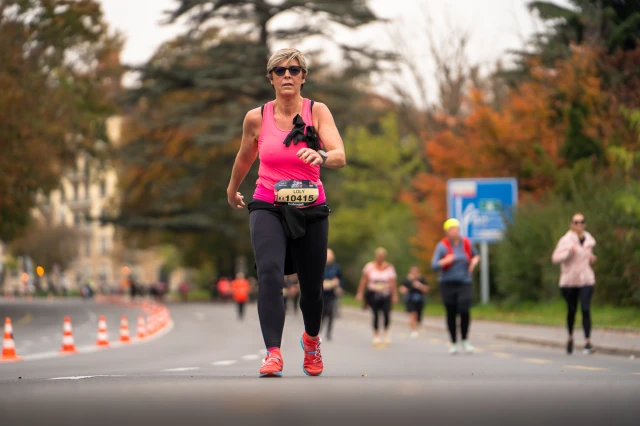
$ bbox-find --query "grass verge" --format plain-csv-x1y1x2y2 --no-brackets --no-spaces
340,295,640,330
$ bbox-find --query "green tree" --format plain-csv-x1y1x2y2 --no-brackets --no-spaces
328,114,425,289
0,0,122,241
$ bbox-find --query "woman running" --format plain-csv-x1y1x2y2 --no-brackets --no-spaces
551,213,597,355
400,265,429,339
356,248,399,346
321,248,343,341
227,48,346,377
431,219,480,354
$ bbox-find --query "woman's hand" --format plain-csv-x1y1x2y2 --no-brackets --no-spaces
440,254,455,267
355,291,364,302
297,148,323,166
227,191,246,209
590,255,597,264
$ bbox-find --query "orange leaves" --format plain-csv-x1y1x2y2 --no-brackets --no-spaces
405,46,622,263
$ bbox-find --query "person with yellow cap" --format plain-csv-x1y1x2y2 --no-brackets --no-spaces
431,218,480,354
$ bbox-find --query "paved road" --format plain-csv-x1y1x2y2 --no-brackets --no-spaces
0,300,638,426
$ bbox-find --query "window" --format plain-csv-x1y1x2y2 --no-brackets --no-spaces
100,180,106,197
74,213,82,226
73,182,79,201
99,263,110,284
100,237,109,255
84,237,91,257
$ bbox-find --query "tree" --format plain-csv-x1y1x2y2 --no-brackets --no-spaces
0,0,122,241
503,0,640,85
10,224,80,274
406,47,619,263
115,0,390,270
328,114,425,288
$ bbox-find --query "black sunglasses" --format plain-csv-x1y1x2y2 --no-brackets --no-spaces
572,220,585,225
270,66,304,77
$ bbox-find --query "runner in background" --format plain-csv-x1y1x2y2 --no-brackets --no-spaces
217,276,232,303
321,248,343,341
551,213,597,355
356,247,399,346
283,274,300,316
431,218,480,355
400,265,429,339
232,272,251,320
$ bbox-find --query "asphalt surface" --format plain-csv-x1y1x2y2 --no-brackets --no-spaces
0,299,638,426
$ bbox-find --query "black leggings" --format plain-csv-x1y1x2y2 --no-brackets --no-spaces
237,301,245,319
441,281,471,343
445,307,470,343
369,294,391,331
322,294,336,338
250,209,328,349
561,286,594,339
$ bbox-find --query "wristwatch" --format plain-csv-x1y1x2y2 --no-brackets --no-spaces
318,150,328,165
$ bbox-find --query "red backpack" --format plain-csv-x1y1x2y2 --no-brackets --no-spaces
441,237,472,270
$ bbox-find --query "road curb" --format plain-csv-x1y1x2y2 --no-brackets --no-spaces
495,334,640,358
340,306,638,358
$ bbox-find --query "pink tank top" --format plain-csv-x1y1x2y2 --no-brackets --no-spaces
253,98,326,205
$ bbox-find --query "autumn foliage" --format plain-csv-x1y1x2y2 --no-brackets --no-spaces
407,46,635,263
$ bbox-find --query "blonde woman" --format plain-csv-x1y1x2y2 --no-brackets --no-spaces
227,48,346,377
356,248,399,345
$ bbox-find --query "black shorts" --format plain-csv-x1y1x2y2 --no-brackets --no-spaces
440,281,472,311
406,299,424,314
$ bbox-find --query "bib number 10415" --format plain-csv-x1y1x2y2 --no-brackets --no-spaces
274,180,319,207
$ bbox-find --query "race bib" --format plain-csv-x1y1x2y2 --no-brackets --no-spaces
274,180,319,207
323,279,338,290
373,281,388,292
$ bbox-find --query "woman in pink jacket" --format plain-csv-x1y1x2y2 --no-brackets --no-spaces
551,213,597,355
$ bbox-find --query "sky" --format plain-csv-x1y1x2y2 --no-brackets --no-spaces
99,0,570,103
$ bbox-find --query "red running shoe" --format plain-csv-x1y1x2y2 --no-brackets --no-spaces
300,332,323,376
259,348,283,377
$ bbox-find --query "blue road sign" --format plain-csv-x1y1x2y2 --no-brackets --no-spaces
446,178,518,243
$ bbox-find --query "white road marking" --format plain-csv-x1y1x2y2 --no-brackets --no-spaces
49,375,125,381
212,360,238,367
523,358,552,365
241,354,259,361
21,320,175,362
162,367,201,372
492,352,515,359
563,365,607,372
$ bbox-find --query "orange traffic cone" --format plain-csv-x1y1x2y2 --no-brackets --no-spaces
59,316,78,354
119,316,131,343
96,315,109,347
1,318,22,362
136,315,146,339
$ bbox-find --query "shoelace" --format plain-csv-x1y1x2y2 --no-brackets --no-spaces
262,353,281,367
307,339,322,364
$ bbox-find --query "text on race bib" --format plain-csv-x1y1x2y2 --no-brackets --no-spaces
274,180,319,207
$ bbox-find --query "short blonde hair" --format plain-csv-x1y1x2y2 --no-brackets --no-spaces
375,247,387,257
266,48,308,77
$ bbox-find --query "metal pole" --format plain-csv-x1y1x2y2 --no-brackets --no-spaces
480,242,489,304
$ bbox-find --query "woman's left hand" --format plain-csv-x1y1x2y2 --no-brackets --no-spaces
297,148,323,166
